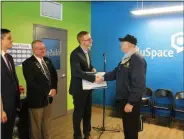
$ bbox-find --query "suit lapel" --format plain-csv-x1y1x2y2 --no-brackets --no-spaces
31,56,46,76
78,46,89,67
1,56,12,78
78,46,86,58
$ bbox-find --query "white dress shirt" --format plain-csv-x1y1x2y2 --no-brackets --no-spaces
34,55,45,70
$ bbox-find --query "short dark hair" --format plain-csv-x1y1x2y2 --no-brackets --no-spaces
31,40,43,48
77,31,89,44
1,28,11,39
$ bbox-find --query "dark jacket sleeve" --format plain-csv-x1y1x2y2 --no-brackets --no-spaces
10,55,20,108
14,68,20,108
104,62,120,81
89,52,94,71
71,52,95,82
128,57,146,104
22,60,43,92
49,59,58,90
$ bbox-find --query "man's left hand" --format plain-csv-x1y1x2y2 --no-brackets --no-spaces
50,89,56,97
124,103,133,113
92,68,97,72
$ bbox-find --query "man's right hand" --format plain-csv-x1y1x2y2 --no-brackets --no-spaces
1,111,8,123
95,75,104,83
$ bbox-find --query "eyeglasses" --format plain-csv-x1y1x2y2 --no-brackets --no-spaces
7,37,12,40
2,36,12,41
82,38,92,42
36,48,46,51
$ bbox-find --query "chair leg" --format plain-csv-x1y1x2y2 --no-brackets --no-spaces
148,115,151,124
168,116,172,128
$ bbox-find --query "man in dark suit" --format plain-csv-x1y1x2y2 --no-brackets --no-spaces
69,31,102,139
22,40,58,139
1,28,20,139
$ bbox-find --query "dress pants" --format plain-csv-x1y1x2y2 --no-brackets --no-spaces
1,108,16,139
119,99,141,139
29,104,52,139
73,90,92,139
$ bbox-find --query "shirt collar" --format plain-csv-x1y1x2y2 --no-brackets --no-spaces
123,48,137,60
80,45,88,54
34,55,43,63
1,50,6,57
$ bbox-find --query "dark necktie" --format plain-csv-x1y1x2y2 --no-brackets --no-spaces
4,53,12,72
41,60,51,85
4,53,18,91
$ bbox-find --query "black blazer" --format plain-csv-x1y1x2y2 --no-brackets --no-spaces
22,56,58,108
69,46,96,95
1,54,20,114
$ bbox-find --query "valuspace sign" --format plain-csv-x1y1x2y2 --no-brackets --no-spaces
137,32,184,59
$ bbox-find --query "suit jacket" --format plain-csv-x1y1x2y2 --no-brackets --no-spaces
1,54,20,115
22,56,58,108
69,46,95,95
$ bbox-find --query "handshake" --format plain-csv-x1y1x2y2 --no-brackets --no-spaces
95,74,104,84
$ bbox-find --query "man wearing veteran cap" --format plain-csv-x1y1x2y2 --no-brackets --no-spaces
103,34,147,139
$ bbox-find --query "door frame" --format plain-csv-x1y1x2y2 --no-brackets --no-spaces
33,24,68,117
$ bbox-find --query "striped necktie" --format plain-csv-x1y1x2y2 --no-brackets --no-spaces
85,52,90,68
41,60,51,85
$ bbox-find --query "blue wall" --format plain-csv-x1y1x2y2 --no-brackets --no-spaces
91,2,184,106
